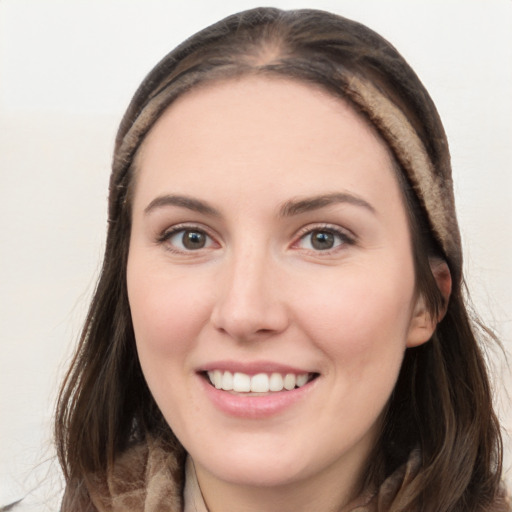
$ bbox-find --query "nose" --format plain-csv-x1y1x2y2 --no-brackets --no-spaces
210,246,289,341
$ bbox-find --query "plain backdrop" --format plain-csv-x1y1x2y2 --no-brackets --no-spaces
1,1,511,509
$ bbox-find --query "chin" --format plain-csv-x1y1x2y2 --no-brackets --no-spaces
189,435,341,490
203,458,309,488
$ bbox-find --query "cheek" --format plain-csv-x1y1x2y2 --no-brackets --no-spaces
127,260,212,359
294,263,415,366
126,259,214,425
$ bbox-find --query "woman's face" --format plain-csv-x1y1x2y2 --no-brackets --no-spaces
127,77,433,498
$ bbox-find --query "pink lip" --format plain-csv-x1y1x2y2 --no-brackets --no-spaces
199,360,313,376
197,362,318,419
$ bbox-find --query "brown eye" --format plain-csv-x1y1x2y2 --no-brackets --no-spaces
310,231,335,250
296,227,352,252
164,228,215,251
182,230,207,249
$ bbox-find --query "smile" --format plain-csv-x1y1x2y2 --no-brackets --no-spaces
206,370,315,393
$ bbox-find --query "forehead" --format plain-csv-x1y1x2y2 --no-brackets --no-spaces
133,75,399,210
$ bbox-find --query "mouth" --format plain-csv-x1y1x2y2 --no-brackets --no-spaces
204,370,319,394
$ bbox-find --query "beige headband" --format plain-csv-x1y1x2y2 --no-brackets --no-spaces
345,75,462,276
113,70,462,282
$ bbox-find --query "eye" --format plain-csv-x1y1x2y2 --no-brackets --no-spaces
161,227,216,252
296,227,353,252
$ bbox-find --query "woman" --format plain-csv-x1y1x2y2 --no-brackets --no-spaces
55,7,510,511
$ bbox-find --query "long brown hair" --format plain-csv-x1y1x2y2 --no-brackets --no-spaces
55,8,505,510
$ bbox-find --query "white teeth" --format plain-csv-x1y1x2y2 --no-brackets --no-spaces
213,370,222,389
296,374,308,387
221,371,233,391
251,373,269,392
206,370,311,393
269,372,284,391
233,372,251,392
284,373,296,390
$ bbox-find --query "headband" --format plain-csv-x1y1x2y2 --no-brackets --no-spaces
112,65,462,284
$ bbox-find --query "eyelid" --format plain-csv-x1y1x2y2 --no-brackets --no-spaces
292,223,357,253
157,222,220,252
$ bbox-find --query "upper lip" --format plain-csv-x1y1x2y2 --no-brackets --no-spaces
198,360,316,376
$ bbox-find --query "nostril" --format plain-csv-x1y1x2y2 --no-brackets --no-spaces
256,328,275,335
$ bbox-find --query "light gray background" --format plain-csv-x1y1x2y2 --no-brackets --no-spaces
1,1,511,509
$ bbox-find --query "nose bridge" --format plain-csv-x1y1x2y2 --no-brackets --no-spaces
211,238,288,339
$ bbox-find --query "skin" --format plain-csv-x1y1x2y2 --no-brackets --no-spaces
127,76,438,512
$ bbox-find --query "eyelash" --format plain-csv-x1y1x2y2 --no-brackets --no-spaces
293,224,356,254
157,224,217,253
156,223,356,255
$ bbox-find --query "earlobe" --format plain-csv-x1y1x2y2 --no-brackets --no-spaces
406,258,452,348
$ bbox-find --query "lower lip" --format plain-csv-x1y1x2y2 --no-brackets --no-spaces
199,375,316,419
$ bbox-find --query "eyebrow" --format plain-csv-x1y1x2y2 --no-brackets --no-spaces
144,191,375,218
144,194,220,216
279,192,375,217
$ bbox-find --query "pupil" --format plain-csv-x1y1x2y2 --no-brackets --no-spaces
311,231,334,250
183,230,205,249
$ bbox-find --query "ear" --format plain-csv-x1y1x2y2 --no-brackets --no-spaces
406,258,452,348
